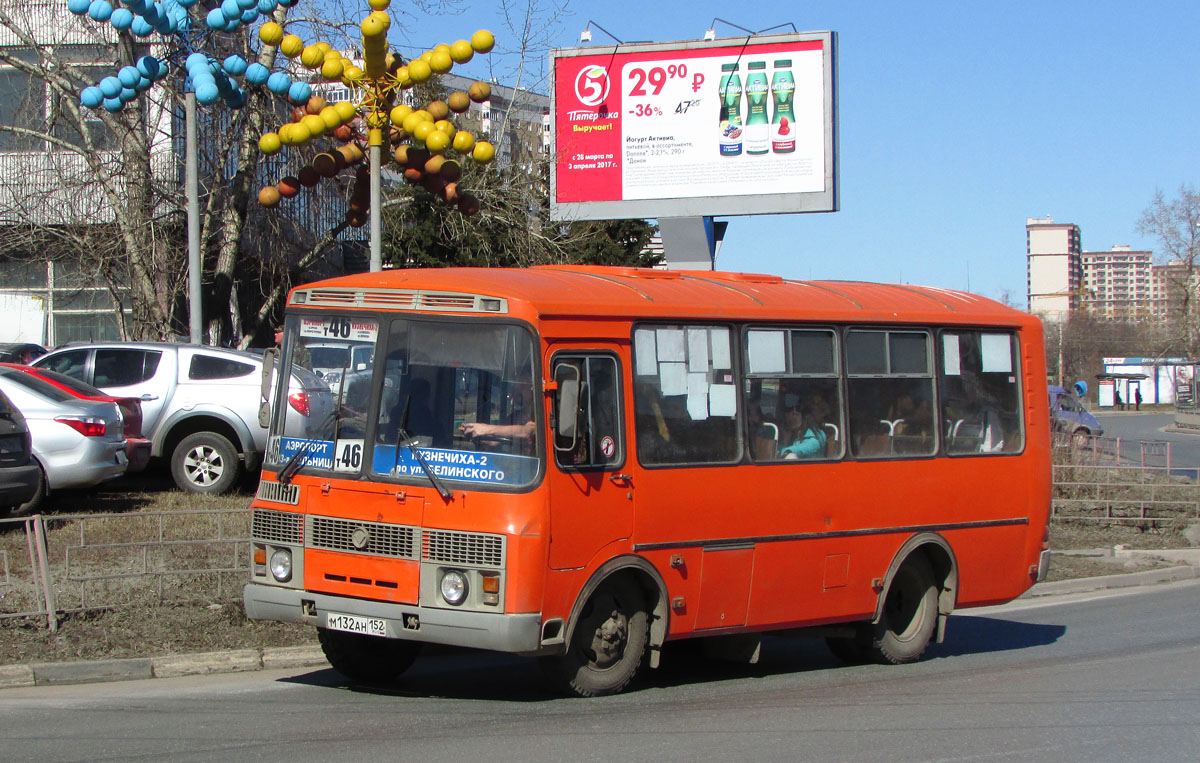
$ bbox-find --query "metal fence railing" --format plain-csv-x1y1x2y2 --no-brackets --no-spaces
0,509,252,633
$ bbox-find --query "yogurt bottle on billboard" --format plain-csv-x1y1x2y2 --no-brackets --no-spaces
771,59,796,153
718,63,743,156
743,61,770,155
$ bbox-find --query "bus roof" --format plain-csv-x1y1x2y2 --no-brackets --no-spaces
290,266,1033,328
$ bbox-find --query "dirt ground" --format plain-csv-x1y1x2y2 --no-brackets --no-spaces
1,472,1196,666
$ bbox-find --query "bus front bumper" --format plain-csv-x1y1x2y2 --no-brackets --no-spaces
243,583,544,654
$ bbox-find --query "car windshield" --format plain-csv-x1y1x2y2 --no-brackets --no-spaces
267,315,540,489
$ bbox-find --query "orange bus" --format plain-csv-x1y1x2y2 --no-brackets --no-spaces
244,266,1051,696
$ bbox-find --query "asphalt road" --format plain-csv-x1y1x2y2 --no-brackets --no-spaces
1,581,1198,762
1094,411,1200,474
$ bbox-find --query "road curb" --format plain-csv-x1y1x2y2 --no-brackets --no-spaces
12,646,327,689
1025,564,1199,597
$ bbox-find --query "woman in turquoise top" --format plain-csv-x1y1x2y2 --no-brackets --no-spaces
779,395,827,458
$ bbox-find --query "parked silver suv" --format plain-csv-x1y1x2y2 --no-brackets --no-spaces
34,343,332,494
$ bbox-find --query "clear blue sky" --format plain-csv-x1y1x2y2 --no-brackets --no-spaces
389,0,1200,303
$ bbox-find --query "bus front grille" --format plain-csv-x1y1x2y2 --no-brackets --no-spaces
309,516,419,559
422,529,505,568
252,508,304,544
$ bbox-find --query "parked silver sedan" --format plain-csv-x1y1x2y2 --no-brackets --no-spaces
0,366,128,513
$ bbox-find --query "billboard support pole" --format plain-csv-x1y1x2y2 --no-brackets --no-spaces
659,216,725,271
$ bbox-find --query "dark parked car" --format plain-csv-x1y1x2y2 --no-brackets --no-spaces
0,386,46,518
1049,384,1104,444
0,343,48,365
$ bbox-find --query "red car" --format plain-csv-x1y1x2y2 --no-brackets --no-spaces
0,363,152,474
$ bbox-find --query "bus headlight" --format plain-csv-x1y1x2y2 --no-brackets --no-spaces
269,549,292,582
440,570,467,605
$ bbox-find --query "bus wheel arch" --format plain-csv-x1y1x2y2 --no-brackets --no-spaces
869,533,958,662
541,556,668,697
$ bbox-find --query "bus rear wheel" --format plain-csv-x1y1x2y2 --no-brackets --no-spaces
541,577,649,697
317,628,421,685
865,556,939,665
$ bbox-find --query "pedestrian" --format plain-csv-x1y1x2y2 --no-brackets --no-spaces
1115,389,1123,411
1135,387,1142,411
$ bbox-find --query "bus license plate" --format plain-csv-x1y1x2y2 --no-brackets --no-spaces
326,613,387,637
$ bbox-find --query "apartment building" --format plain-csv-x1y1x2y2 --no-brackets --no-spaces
1026,216,1083,320
1080,245,1157,319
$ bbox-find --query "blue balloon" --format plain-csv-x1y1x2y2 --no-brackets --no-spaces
287,81,311,105
80,86,104,108
109,8,133,29
125,0,151,13
222,55,248,76
266,72,291,94
67,0,91,14
87,1,113,21
222,18,240,31
117,66,140,88
256,0,275,12
185,53,208,72
237,0,256,8
98,76,122,98
244,63,270,85
136,56,162,80
175,0,197,6
239,7,258,22
119,86,138,102
224,90,247,109
134,76,152,93
220,0,240,19
140,2,160,23
155,17,175,35
130,17,155,36
205,8,226,28
102,97,124,112
195,82,221,104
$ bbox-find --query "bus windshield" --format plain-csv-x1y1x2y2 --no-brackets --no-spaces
269,314,540,490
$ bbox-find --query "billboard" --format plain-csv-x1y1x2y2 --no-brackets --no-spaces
549,32,837,221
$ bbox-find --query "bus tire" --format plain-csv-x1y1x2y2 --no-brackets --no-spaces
541,577,649,697
867,556,938,665
317,628,421,685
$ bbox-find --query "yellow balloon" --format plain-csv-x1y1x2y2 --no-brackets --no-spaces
300,45,324,69
319,105,341,129
412,121,435,143
429,50,453,73
449,40,474,64
259,132,282,154
335,101,357,123
394,66,412,87
301,114,326,137
472,140,495,163
280,35,304,58
321,59,344,80
368,0,389,8
360,14,385,37
291,122,312,144
316,42,332,57
324,49,342,62
420,50,434,63
342,66,364,83
401,112,426,134
434,119,455,135
407,58,432,82
389,104,413,126
278,123,296,145
451,130,475,153
471,29,495,53
259,22,284,46
425,129,449,153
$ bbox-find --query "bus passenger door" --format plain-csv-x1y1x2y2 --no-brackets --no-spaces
547,350,633,570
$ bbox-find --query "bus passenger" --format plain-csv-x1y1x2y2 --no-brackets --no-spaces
779,393,827,459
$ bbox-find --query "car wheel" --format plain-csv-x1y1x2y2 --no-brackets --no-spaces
6,464,46,518
171,432,241,494
317,628,421,685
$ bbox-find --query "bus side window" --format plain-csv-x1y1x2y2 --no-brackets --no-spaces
940,331,1024,455
846,330,936,458
553,355,624,469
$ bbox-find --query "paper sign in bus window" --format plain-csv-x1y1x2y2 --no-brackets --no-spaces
710,327,732,369
709,383,736,416
687,372,709,420
981,334,1012,373
687,328,710,372
747,330,786,373
943,334,961,376
656,328,686,361
634,328,658,376
659,361,687,395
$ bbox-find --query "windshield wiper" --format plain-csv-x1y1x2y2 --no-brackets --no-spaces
394,395,452,501
277,409,339,485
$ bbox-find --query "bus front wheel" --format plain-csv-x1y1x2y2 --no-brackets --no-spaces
317,628,421,685
866,556,939,664
541,577,649,697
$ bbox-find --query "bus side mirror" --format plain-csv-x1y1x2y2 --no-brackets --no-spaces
260,347,278,428
554,364,581,448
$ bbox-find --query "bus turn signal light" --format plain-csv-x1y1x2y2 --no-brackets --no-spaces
481,575,500,593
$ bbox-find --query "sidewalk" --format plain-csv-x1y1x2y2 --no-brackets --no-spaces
3,554,1197,690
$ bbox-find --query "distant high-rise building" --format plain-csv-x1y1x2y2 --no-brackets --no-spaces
1026,217,1083,320
1080,246,1156,319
